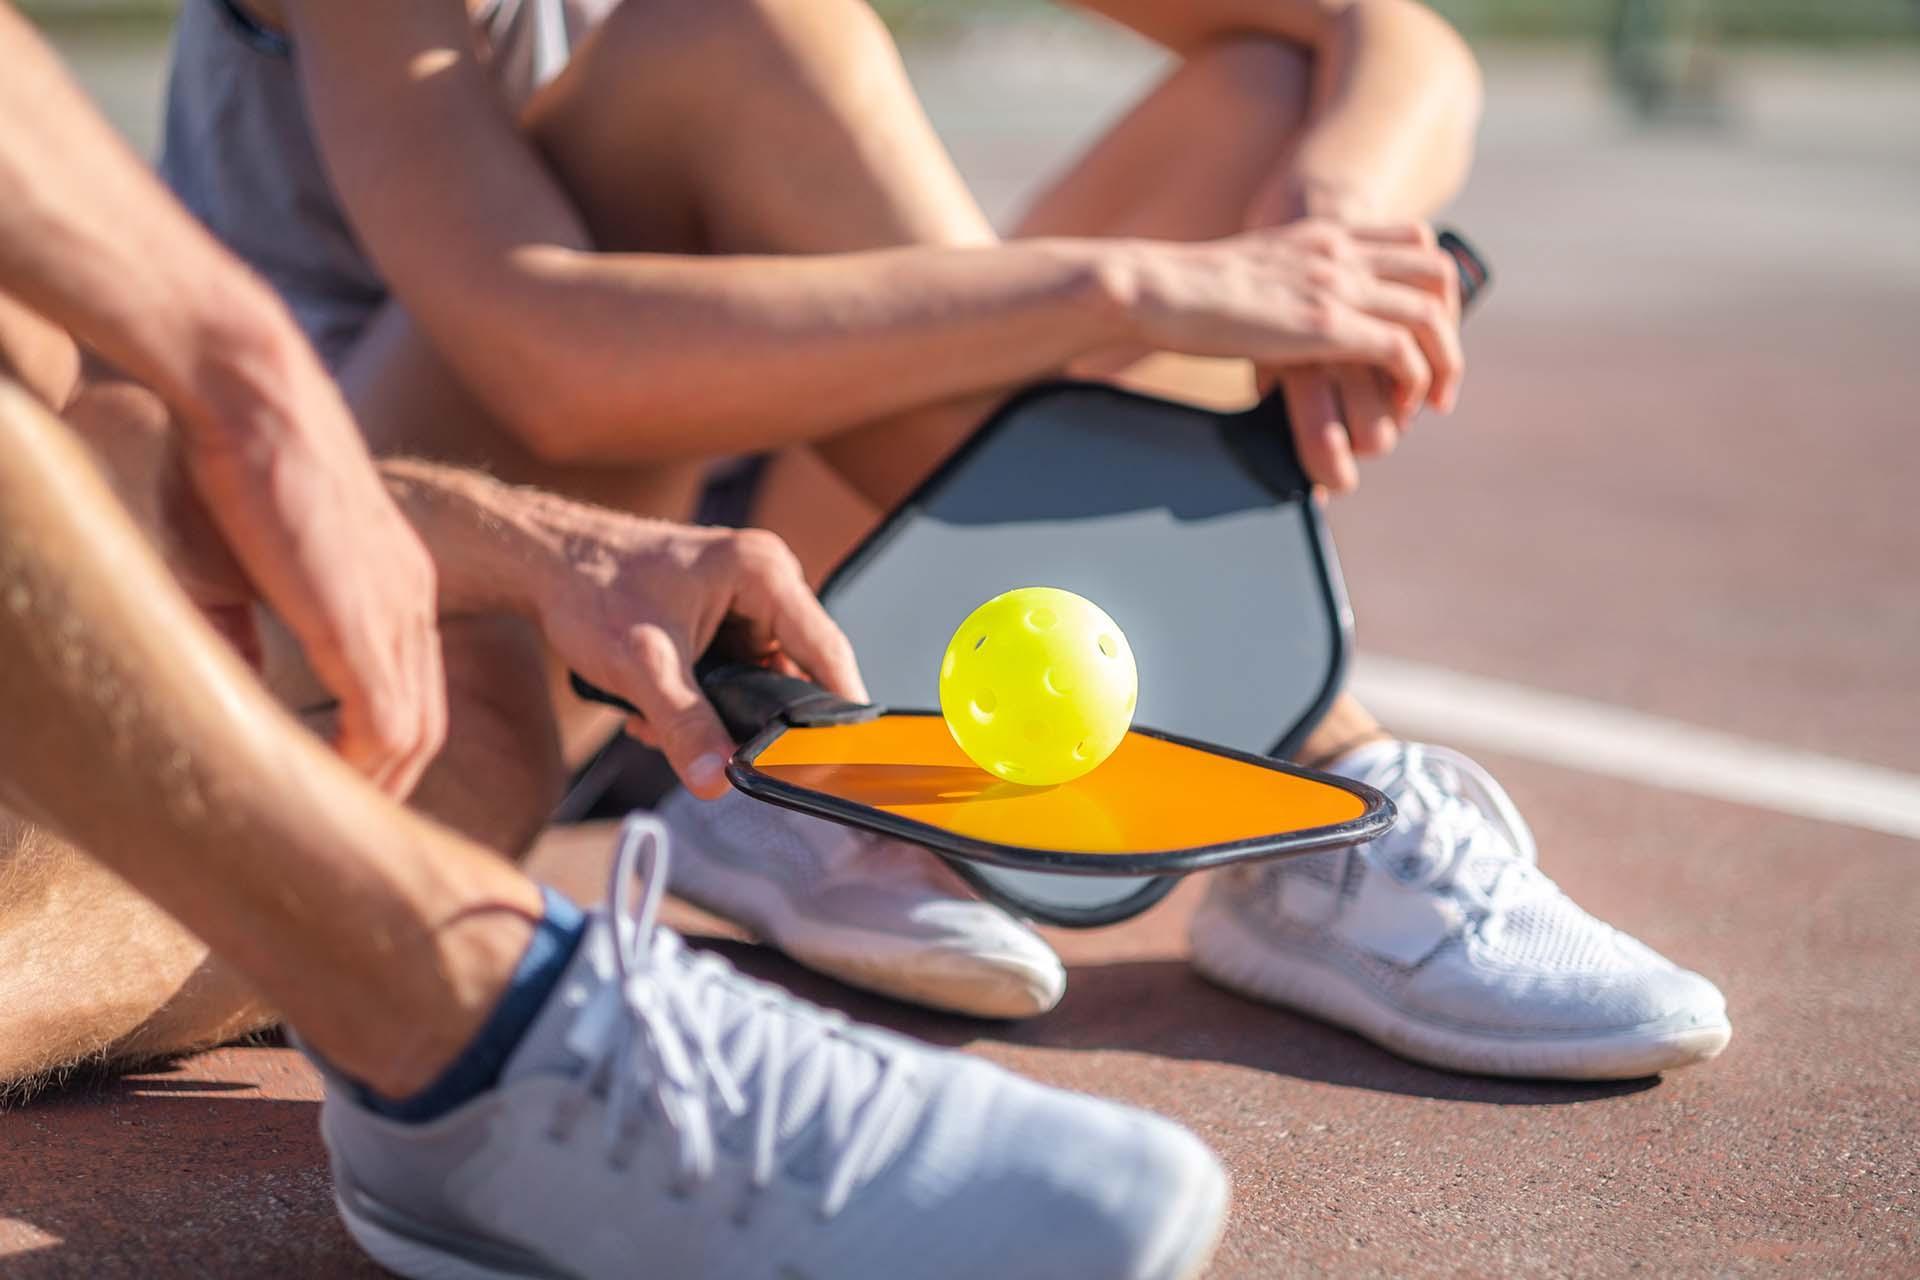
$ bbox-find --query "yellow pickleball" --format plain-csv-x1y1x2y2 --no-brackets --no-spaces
938,587,1139,786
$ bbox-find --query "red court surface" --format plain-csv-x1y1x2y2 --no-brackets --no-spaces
5,26,1917,1280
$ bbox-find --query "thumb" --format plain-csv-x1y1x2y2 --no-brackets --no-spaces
627,635,734,800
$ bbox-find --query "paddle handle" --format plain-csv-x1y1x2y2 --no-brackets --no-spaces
570,664,881,745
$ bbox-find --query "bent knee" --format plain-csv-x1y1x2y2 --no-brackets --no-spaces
1179,33,1313,122
597,0,896,94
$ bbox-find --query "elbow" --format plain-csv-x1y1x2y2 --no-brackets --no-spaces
485,367,606,466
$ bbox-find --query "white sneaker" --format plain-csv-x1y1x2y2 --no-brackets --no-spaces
1190,741,1732,1079
323,817,1227,1280
659,788,1066,1019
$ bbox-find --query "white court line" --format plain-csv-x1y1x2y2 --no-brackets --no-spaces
1348,655,1920,842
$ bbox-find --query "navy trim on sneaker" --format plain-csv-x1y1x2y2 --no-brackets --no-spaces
358,886,586,1123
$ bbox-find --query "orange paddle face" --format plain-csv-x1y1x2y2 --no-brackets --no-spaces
734,711,1388,873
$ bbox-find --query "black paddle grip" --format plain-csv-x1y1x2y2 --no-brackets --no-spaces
569,663,881,746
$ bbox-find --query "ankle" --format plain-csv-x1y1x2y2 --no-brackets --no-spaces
303,888,544,1100
1295,694,1392,769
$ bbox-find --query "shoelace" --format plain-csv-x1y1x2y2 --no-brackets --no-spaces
1357,743,1555,925
551,815,916,1219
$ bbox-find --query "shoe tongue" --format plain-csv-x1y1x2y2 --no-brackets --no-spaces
1322,738,1405,783
1327,741,1514,893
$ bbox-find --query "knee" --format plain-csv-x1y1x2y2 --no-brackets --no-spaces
1180,34,1314,125
599,0,898,100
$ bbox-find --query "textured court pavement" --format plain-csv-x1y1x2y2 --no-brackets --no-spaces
4,22,1916,1278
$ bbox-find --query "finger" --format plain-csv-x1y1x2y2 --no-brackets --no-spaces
1322,307,1431,422
1281,371,1358,495
1345,221,1438,249
333,685,408,796
768,583,867,703
1337,366,1399,459
1364,245,1461,320
383,609,444,801
625,626,734,800
1353,276,1460,413
623,715,663,750
730,530,870,703
400,614,449,798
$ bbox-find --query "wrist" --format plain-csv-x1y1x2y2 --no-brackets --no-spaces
1033,239,1141,354
167,290,324,452
380,461,558,621
1076,239,1155,349
1261,171,1387,228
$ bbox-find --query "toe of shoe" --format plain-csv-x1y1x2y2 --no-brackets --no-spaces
786,890,1067,1019
953,1081,1227,1280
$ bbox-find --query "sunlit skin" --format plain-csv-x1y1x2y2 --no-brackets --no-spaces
0,0,862,1085
0,0,1487,1079
242,0,1481,807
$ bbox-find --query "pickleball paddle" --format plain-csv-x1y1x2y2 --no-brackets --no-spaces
570,664,1393,877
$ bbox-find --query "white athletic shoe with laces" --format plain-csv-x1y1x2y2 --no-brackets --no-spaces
1190,740,1732,1079
659,787,1065,1019
321,817,1227,1280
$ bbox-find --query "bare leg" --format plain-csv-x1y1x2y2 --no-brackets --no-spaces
0,306,560,1088
0,375,545,1099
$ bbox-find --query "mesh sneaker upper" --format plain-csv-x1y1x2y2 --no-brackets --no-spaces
1208,742,1727,1037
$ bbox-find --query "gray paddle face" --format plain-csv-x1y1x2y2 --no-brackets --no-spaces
820,382,1349,925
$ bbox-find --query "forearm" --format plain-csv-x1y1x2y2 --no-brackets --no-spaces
450,240,1130,463
378,460,570,619
286,0,1138,460
0,4,319,439
1280,0,1483,220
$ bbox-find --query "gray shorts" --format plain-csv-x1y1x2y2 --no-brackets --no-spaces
159,0,616,369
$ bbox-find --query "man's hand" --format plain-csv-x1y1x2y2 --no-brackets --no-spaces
379,462,866,801
0,6,448,798
180,348,447,798
534,517,865,799
66,380,261,666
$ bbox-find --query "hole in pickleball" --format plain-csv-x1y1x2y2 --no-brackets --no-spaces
1042,667,1072,696
1072,740,1089,760
995,761,1025,779
1098,634,1118,658
1023,720,1047,743
970,689,997,723
1125,690,1137,715
973,633,988,651
940,651,956,681
1026,607,1058,631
